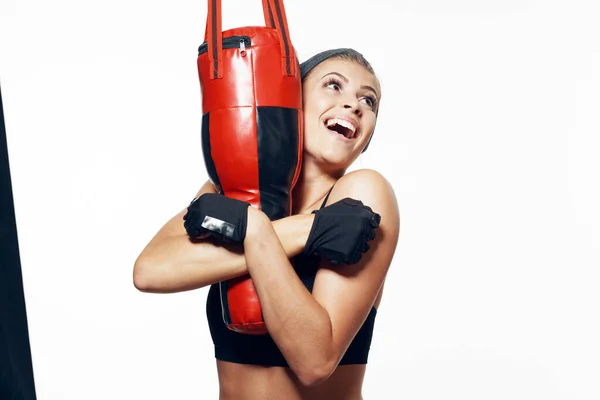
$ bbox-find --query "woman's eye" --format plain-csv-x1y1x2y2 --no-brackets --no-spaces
361,96,377,109
324,78,342,91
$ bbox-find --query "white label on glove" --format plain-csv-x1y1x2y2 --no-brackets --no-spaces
201,215,235,238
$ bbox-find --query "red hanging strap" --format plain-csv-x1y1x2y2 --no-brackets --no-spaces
267,0,295,77
204,0,296,79
262,0,276,28
204,0,223,79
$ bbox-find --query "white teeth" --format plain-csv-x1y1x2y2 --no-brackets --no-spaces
326,118,357,138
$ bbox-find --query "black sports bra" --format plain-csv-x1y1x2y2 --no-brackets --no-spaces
206,189,377,366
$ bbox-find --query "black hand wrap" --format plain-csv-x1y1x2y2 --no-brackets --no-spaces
183,193,250,244
303,198,381,265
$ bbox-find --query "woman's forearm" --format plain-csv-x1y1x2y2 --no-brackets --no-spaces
243,210,334,386
133,213,314,293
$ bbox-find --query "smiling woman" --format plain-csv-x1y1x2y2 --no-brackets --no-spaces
321,71,378,140
134,48,399,400
301,49,382,157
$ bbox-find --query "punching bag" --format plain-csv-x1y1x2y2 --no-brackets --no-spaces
197,0,303,335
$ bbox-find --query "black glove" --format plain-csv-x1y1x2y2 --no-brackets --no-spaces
303,198,381,265
183,193,250,244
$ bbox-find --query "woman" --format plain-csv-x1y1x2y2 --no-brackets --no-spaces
133,48,400,399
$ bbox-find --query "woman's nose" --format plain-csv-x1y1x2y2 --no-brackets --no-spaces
344,102,361,116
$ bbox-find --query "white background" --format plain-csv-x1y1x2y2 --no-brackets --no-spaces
1,0,599,399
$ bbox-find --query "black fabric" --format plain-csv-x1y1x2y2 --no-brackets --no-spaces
200,112,222,193
256,106,299,221
206,190,377,367
0,86,37,399
303,198,381,265
207,258,377,366
183,193,250,244
300,48,358,81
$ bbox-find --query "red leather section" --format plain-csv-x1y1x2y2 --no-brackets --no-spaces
198,27,302,112
208,106,260,209
199,42,254,114
253,43,301,108
227,275,265,334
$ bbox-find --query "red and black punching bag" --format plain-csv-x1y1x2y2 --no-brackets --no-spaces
197,0,303,335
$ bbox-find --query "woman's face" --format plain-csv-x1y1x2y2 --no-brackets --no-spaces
302,58,380,170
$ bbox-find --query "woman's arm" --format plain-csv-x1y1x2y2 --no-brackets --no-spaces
243,169,400,386
133,180,314,293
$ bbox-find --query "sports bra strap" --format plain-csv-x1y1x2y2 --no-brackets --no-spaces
319,185,335,209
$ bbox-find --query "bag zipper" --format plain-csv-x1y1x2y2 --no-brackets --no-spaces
198,36,251,57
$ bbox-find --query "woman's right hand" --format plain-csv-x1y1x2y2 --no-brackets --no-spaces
303,198,381,265
183,193,250,244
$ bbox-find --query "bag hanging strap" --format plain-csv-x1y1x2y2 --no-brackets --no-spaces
204,0,296,79
203,1,274,43
262,0,276,28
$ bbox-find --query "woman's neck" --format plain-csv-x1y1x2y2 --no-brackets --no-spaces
292,157,344,214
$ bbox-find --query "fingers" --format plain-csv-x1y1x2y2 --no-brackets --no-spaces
353,201,380,229
348,233,374,265
361,241,371,254
184,208,211,239
347,251,362,265
342,198,364,207
365,228,376,241
188,226,210,240
370,212,381,228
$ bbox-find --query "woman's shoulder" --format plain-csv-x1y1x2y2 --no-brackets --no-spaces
329,168,400,225
333,168,396,201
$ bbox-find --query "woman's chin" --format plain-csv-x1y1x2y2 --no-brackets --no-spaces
319,150,356,171
303,138,360,172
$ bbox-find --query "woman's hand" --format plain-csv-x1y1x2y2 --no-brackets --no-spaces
183,193,250,243
303,198,381,265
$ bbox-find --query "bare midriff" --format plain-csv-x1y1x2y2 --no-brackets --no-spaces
216,361,367,400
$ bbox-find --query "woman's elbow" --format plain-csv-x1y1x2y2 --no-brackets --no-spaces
133,256,163,292
295,358,336,387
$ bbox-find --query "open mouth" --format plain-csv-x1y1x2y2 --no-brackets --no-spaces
325,117,358,140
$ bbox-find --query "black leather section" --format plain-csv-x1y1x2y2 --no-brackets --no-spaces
256,106,299,221
0,85,37,399
201,112,222,194
218,281,232,326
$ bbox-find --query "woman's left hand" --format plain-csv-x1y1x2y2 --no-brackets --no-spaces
302,197,381,265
